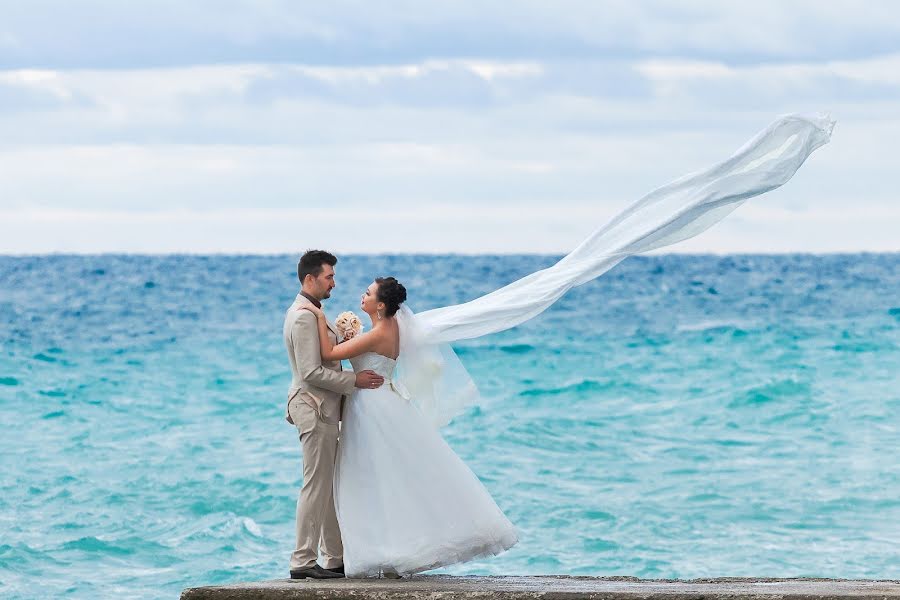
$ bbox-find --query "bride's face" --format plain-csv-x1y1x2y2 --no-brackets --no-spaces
360,281,383,315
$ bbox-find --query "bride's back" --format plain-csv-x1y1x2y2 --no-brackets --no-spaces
367,317,400,360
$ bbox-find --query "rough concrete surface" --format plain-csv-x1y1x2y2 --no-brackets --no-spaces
180,575,900,600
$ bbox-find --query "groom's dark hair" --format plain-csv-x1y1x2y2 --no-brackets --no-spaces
298,250,338,283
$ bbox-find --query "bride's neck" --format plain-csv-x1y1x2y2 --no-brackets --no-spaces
367,314,392,329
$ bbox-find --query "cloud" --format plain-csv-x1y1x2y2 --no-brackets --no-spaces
3,1,900,69
1,2,898,253
0,69,96,111
0,53,896,164
3,200,897,255
242,61,546,108
634,55,900,107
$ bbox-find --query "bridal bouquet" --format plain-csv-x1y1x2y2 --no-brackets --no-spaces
335,311,364,341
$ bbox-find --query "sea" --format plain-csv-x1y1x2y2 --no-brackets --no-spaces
1,253,898,598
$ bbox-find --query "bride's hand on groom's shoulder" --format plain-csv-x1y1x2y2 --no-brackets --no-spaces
298,305,324,319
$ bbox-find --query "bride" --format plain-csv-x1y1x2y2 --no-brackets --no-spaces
301,112,834,577
300,277,519,578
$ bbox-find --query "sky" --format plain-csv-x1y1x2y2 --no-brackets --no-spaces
0,1,898,254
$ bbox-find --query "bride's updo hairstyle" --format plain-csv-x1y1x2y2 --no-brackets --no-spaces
375,277,407,317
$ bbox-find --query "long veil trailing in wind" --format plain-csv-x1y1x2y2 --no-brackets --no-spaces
395,113,835,428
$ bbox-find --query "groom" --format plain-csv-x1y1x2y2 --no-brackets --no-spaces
283,250,384,579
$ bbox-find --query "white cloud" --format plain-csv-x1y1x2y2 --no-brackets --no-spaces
4,1,900,68
2,200,896,255
1,3,898,253
0,206,605,254
2,52,900,127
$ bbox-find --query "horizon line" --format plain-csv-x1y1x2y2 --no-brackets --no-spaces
1,250,897,258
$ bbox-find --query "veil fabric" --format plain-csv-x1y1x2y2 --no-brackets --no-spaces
395,305,480,428
395,112,835,428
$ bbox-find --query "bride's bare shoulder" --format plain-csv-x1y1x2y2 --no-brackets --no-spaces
366,322,400,355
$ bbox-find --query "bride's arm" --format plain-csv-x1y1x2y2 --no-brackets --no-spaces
303,307,379,361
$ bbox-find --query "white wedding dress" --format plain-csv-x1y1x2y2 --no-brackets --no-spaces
334,351,518,578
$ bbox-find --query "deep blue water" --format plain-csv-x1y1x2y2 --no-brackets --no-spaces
1,253,898,598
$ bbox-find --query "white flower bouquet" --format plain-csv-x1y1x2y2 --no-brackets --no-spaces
335,311,364,341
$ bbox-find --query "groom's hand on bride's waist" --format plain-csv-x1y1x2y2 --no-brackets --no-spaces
355,370,384,389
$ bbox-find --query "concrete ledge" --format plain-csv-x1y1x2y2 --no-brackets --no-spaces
180,575,900,600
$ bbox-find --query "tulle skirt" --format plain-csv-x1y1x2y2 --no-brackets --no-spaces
334,385,518,578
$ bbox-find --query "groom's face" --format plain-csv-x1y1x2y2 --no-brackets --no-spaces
310,264,336,300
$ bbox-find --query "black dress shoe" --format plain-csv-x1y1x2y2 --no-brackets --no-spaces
290,564,344,579
326,565,344,576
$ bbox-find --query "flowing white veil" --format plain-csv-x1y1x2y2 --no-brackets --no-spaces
394,113,835,428
394,305,480,427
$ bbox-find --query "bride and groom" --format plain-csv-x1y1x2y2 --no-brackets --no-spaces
280,114,834,580
283,250,518,579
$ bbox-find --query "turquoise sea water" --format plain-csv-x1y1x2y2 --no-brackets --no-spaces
1,253,898,598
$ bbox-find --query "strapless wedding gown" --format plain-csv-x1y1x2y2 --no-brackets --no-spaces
334,352,518,578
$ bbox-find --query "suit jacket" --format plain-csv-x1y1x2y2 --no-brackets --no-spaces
283,293,356,425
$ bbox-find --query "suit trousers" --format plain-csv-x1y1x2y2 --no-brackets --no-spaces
289,399,343,570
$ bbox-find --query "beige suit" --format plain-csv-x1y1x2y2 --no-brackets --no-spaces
283,292,355,571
